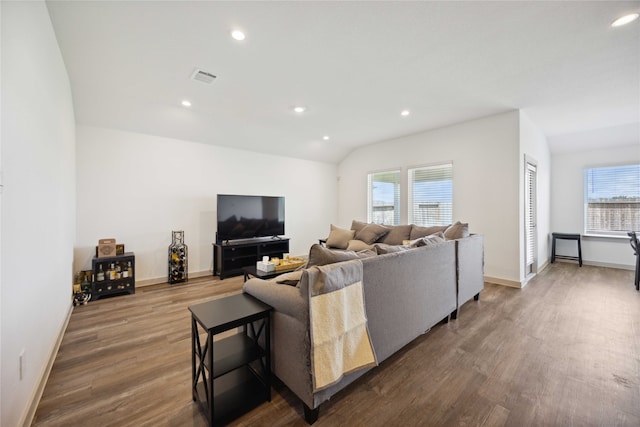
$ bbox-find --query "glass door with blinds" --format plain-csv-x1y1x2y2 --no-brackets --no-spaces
525,158,537,276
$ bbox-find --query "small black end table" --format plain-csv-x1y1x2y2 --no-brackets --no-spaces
551,232,583,266
189,293,272,425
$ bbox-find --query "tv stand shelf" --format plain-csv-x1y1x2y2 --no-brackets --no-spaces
213,238,289,280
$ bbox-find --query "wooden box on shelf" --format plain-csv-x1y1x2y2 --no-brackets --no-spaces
97,238,117,258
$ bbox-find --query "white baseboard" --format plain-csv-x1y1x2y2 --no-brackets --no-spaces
484,276,523,288
21,301,74,427
583,260,635,270
550,258,635,270
485,259,634,291
537,259,550,273
22,269,215,425
135,270,213,287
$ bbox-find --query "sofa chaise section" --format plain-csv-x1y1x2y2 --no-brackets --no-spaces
243,241,457,423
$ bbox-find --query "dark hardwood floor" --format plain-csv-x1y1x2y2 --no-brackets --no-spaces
33,262,639,426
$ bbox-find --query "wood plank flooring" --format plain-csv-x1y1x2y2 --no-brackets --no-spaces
33,263,640,426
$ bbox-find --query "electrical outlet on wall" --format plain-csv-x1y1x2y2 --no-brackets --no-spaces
19,349,25,380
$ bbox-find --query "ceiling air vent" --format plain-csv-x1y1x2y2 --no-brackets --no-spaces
190,69,217,84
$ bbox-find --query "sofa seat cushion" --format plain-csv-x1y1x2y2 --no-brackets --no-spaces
326,224,355,249
379,224,412,245
354,223,389,244
410,224,449,240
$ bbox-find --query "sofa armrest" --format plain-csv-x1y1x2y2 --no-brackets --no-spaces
243,278,307,321
456,233,485,307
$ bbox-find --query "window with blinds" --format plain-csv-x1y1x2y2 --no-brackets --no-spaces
368,170,401,225
584,164,640,236
408,163,452,226
525,162,537,269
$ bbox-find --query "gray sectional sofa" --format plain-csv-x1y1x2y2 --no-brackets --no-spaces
243,221,484,423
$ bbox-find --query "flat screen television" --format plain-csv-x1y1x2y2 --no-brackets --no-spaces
216,194,285,243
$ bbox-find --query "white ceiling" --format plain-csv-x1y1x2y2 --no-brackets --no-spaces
46,1,640,164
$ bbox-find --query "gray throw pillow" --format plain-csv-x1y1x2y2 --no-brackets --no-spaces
326,224,355,249
410,224,449,240
355,223,390,244
444,221,470,240
346,239,374,252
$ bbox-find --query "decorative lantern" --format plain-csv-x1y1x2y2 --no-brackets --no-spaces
168,230,188,284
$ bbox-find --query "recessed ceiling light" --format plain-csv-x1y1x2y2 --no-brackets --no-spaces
181,100,192,107
231,30,246,41
323,135,330,141
293,106,306,113
611,13,639,27
401,110,410,117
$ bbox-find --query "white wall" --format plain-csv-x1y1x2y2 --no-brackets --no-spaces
519,112,551,282
337,111,522,284
1,2,76,426
0,4,3,423
551,144,639,269
75,126,337,282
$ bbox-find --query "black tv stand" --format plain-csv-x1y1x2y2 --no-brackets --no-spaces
213,238,289,280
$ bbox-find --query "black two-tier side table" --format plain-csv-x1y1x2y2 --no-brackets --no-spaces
189,293,272,425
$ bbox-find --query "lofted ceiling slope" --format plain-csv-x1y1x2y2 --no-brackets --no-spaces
46,1,640,163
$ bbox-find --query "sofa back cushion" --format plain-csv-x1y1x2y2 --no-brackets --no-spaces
358,242,457,363
306,244,375,268
410,224,449,240
350,219,368,234
374,243,410,255
379,224,412,245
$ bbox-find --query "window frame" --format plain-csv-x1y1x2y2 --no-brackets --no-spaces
407,162,453,227
583,163,640,237
367,169,401,225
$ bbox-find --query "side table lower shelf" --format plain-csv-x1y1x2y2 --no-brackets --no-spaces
194,366,267,425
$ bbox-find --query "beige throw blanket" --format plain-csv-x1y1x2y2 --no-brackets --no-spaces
307,259,378,392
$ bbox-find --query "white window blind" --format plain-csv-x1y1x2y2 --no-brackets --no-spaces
584,164,640,236
525,162,537,267
368,170,401,225
408,163,452,226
